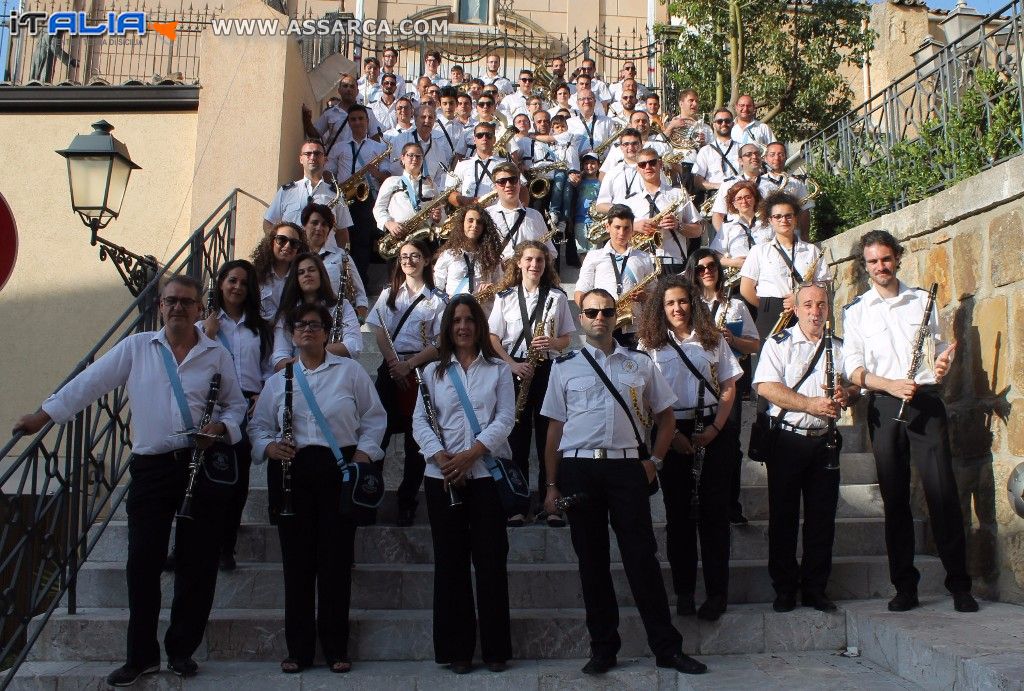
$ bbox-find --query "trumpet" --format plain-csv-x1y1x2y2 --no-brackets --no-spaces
525,159,568,199
341,143,392,204
615,256,662,330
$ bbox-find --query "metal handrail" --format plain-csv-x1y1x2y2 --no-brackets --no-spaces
0,188,265,689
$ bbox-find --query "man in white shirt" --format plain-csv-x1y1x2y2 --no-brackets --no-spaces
421,50,449,87
381,46,407,97
264,138,354,236
663,89,712,173
568,90,618,159
710,143,777,232
608,84,643,125
732,94,774,147
357,56,382,105
486,161,556,260
14,276,247,686
842,230,975,614
447,121,511,206
499,69,535,119
594,128,643,211
480,53,514,95
435,85,467,164
369,72,400,130
763,141,812,234
692,108,741,194
574,57,612,107
389,103,453,189
306,73,383,158
568,73,607,116
610,62,651,101
382,97,416,147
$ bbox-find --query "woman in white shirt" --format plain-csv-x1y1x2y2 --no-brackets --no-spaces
250,303,386,675
252,222,308,321
711,180,772,275
433,204,503,300
637,275,741,623
411,293,515,674
373,142,443,246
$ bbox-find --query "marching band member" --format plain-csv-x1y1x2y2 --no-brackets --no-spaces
709,181,772,274
568,89,618,157
369,72,401,130
436,86,468,163
574,204,656,348
448,122,510,208
486,162,557,261
411,294,515,674
599,111,671,171
842,230,975,613
374,142,443,246
687,248,760,526
432,205,504,299
548,83,575,119
732,94,775,147
753,282,855,613
738,191,827,339
499,69,536,119
357,56,382,105
380,47,408,98
388,103,453,190
621,148,702,275
250,302,387,674
263,139,354,237
594,128,642,207
480,53,514,95
382,97,416,146
14,276,246,686
610,64,651,101
638,275,741,620
692,108,741,195
662,89,712,183
271,253,361,369
459,93,504,157
366,238,447,527
607,84,642,125
763,142,813,234
710,143,777,232
198,260,274,570
488,241,575,525
301,203,367,320
540,288,706,677
253,222,308,321
568,73,607,116
421,50,449,86
305,73,384,155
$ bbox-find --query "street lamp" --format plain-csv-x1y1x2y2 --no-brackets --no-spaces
56,120,157,296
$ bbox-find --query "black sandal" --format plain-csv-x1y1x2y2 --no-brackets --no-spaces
280,658,303,674
329,659,352,673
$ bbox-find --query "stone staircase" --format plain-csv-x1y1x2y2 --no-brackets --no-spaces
12,271,1024,689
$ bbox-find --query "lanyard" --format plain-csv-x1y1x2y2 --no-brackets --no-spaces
582,115,597,147
772,241,803,286
474,158,494,195
713,141,738,176
413,129,433,176
608,252,636,294
157,343,195,432
402,174,421,209
624,169,638,198
350,139,366,175
499,208,526,247
293,365,346,465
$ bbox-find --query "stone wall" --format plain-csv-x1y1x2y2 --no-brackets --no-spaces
821,155,1024,604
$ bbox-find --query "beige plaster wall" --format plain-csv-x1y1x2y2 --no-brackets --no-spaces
821,155,1024,605
0,111,197,434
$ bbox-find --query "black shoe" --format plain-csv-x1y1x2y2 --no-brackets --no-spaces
396,507,416,527
486,661,507,672
773,593,797,612
581,656,617,674
888,592,920,612
106,663,159,686
546,513,566,527
163,550,175,572
676,594,696,616
729,509,748,525
219,552,236,571
802,592,837,612
449,661,473,674
953,591,979,612
656,652,708,675
697,595,727,621
506,513,526,527
167,656,198,677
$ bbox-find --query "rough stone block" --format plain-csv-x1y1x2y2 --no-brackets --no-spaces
1008,399,1024,456
951,231,980,299
970,295,1008,398
923,244,952,308
989,208,1024,288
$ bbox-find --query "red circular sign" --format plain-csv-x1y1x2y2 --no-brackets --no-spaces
0,194,16,292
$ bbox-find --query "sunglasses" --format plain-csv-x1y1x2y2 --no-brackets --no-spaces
521,77,534,82
714,118,734,124
636,159,660,169
695,263,718,273
494,177,518,186
581,307,616,319
273,235,301,249
477,101,494,107
474,131,495,139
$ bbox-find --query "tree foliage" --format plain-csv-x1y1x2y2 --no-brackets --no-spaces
658,0,875,142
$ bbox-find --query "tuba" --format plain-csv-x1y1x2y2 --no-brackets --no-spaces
525,160,568,199
341,143,392,204
615,255,662,330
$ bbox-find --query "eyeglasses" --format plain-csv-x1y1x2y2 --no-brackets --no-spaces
714,118,734,124
620,141,641,148
273,235,302,249
300,151,324,158
695,263,718,273
293,321,324,332
770,213,795,222
740,152,760,158
399,253,423,263
494,177,518,186
161,297,199,308
475,131,495,139
636,159,660,169
404,152,423,159
477,101,494,108
581,307,616,319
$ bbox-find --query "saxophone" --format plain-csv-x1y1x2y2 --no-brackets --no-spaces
629,193,689,250
592,122,629,159
768,248,826,337
515,295,554,423
614,255,662,330
329,256,349,344
341,143,392,204
525,159,569,199
585,205,610,245
494,124,516,159
438,189,498,240
377,176,462,260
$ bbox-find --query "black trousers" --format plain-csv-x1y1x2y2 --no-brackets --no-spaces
658,418,732,600
221,436,252,557
424,476,511,664
348,198,378,289
276,446,357,665
766,430,840,597
509,359,551,504
868,391,970,594
125,452,224,667
559,458,682,659
376,363,426,512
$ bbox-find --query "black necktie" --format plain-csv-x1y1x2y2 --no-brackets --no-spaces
646,193,659,217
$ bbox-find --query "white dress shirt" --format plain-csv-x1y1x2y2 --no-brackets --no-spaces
622,184,700,263
369,96,398,130
693,139,741,184
259,271,289,321
609,80,651,102
567,114,618,155
488,286,576,359
732,119,775,147
436,116,468,159
264,177,354,230
42,329,247,454
575,244,656,333
249,353,387,463
315,105,384,154
645,330,742,416
739,240,827,298
596,164,641,205
711,218,774,258
487,204,557,260
356,77,382,106
433,249,503,298
197,312,267,394
448,154,509,198
314,240,368,309
842,281,946,385
481,74,514,95
412,355,515,480
387,128,454,188
763,172,814,210
541,343,676,453
568,93,607,117
326,136,389,186
372,174,440,230
754,325,845,429
366,283,447,355
271,300,361,367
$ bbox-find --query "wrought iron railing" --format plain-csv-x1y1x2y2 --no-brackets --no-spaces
801,0,1024,220
0,188,265,688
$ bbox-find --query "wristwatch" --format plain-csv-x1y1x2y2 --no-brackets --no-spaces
649,455,664,472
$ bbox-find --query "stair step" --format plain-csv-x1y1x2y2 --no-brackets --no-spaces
28,604,850,661
10,652,920,690
65,554,947,610
846,598,1024,689
88,516,921,565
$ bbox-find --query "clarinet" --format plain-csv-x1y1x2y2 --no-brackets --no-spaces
205,277,216,316
688,381,706,521
894,282,939,423
176,373,222,520
329,257,348,344
414,366,461,507
279,362,296,517
823,321,840,471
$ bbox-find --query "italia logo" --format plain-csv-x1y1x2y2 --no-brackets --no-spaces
8,11,178,41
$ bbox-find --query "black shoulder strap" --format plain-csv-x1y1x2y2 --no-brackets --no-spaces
773,242,803,286
665,339,719,401
324,113,350,157
390,293,427,342
510,285,549,356
579,349,645,450
770,336,827,422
